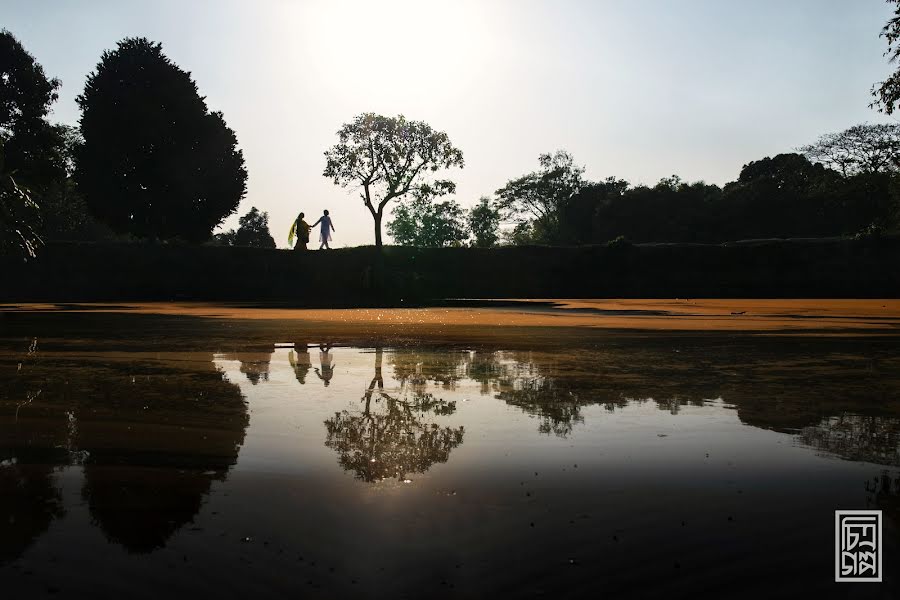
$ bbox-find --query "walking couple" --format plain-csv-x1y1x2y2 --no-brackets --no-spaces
290,209,335,250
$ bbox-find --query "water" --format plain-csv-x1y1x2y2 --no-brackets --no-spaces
1,310,899,598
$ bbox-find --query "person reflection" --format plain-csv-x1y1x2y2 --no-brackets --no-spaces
289,342,312,385
315,343,336,387
324,347,464,482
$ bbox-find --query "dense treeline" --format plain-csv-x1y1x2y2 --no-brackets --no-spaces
554,152,898,245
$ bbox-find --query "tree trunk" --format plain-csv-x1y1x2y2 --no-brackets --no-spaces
374,213,383,248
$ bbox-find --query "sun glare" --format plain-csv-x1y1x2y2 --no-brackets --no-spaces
291,0,496,108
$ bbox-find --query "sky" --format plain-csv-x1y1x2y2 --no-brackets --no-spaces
3,0,897,247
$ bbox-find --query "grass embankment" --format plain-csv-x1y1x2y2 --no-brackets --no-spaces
1,236,898,304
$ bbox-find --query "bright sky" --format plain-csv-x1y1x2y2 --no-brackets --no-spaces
3,0,897,247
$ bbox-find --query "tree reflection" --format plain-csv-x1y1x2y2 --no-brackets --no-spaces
381,341,900,443
324,348,464,482
0,338,69,564
388,349,471,393
0,454,67,565
799,415,900,466
78,355,248,553
218,346,275,385
0,339,249,557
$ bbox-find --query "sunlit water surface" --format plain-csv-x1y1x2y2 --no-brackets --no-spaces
2,314,900,598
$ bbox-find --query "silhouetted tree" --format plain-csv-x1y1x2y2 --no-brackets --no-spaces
387,195,468,247
599,177,722,243
0,29,64,258
0,160,41,260
495,150,584,244
214,206,276,248
468,196,501,247
494,147,899,244
35,124,110,242
323,113,464,248
75,38,247,241
0,30,62,188
799,123,900,176
872,1,900,113
561,176,630,244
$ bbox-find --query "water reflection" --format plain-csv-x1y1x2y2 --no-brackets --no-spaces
2,328,900,595
800,415,900,466
324,348,464,482
0,457,66,565
315,343,336,386
374,345,900,446
218,346,275,385
0,340,248,557
288,342,312,384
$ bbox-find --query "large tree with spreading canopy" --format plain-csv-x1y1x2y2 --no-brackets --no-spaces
323,113,464,248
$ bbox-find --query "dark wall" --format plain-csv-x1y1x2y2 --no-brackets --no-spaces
2,238,898,304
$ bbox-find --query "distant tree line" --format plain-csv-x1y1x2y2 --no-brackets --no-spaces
384,131,900,248
506,136,899,246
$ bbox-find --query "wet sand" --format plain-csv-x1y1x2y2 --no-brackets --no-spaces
2,298,900,335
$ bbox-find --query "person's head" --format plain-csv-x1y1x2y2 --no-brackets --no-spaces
323,209,329,216
299,212,304,219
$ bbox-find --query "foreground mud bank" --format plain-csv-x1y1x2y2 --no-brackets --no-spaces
2,299,899,338
2,309,900,598
2,237,899,304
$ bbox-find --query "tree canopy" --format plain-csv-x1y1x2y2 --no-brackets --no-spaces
872,1,900,113
799,123,900,176
0,29,62,186
0,29,65,259
323,113,464,248
387,195,468,247
75,37,247,241
495,145,900,246
468,197,501,248
214,206,276,248
495,150,584,244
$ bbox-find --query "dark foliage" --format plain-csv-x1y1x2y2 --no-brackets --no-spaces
0,29,61,186
506,150,900,245
495,150,584,244
799,123,900,176
75,38,247,241
387,195,468,247
4,238,899,304
872,1,900,114
468,196,501,248
0,29,61,258
214,206,276,248
0,165,41,260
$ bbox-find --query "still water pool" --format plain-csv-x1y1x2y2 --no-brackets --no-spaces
2,309,899,598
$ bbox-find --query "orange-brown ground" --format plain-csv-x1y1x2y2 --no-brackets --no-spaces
2,299,899,334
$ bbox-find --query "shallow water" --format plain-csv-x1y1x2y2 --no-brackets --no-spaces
2,310,900,598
